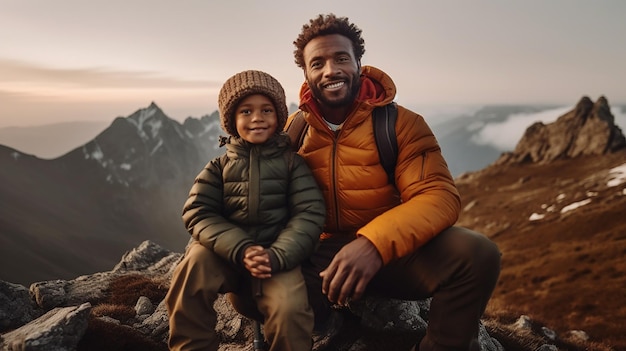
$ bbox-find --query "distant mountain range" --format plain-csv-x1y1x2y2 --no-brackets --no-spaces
0,102,224,285
0,120,110,159
0,99,624,285
1,103,597,175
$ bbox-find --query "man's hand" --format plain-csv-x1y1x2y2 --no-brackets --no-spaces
319,236,382,305
243,245,272,279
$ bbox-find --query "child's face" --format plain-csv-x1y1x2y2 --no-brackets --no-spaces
235,94,278,144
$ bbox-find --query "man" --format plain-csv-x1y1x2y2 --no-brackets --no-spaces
287,13,501,351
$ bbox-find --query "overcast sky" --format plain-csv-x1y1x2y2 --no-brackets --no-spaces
1,0,625,128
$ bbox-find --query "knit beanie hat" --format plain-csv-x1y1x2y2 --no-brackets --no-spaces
218,70,288,137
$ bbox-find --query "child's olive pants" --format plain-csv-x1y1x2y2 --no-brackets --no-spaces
166,240,313,351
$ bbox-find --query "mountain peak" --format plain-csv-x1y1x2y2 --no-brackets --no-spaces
128,102,165,124
594,95,608,107
592,95,612,121
495,96,626,165
572,95,593,119
66,102,212,188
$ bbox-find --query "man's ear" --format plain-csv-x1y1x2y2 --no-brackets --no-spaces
357,60,362,74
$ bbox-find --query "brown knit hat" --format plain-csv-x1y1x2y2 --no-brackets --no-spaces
218,70,288,137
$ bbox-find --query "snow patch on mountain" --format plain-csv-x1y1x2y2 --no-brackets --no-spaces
560,199,592,214
127,105,159,141
607,163,626,187
150,139,163,156
84,142,104,163
526,162,623,222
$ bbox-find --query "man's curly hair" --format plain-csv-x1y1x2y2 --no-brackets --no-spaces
293,13,365,69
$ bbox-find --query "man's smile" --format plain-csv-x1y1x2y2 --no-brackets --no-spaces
324,81,345,90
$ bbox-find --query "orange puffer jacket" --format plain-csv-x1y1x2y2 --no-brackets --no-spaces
286,65,461,264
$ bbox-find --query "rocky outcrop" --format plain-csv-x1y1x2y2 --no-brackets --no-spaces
0,240,595,351
2,303,91,351
496,96,626,165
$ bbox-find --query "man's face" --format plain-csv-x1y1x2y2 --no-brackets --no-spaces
302,34,361,108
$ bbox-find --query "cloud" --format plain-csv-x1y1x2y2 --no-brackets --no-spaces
470,106,575,151
0,59,222,127
613,106,626,131
471,104,626,152
0,59,219,93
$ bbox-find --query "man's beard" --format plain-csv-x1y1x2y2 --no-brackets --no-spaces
308,73,361,108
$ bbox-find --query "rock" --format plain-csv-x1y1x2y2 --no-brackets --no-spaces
29,242,180,311
496,96,626,165
0,240,595,350
112,240,179,275
133,300,170,345
135,295,155,318
348,296,430,332
565,330,590,342
514,315,533,330
0,280,43,330
1,302,91,351
537,345,558,351
541,326,557,340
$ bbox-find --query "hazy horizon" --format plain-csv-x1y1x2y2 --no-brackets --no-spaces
3,101,625,161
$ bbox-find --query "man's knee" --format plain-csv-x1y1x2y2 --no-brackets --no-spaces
443,226,500,265
443,226,501,292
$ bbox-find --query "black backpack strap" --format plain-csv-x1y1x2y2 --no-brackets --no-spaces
285,110,309,152
373,102,398,184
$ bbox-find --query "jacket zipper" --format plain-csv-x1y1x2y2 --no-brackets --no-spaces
249,146,260,229
330,135,340,232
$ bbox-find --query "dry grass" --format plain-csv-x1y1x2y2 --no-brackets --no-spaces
104,273,168,306
457,151,626,351
77,274,169,351
78,316,168,351
483,310,614,351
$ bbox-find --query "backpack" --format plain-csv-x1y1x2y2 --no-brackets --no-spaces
286,103,398,184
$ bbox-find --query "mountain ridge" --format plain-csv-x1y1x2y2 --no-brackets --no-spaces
0,120,110,159
0,103,223,285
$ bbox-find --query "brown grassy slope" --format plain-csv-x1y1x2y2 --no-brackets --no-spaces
455,150,626,350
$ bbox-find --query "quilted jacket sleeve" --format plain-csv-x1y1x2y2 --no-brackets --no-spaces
358,106,461,264
182,156,254,265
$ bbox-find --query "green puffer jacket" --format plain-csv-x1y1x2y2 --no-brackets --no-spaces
182,133,325,272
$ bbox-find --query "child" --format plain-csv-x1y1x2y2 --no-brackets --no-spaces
165,70,325,351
